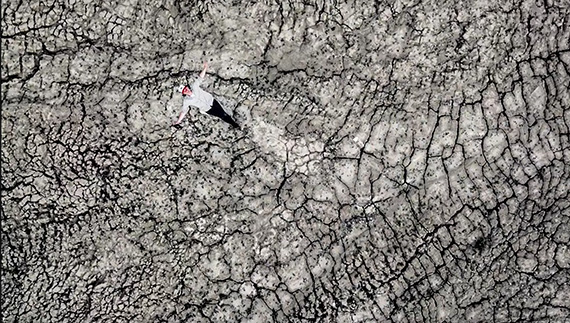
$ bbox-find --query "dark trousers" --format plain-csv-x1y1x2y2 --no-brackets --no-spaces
206,100,240,129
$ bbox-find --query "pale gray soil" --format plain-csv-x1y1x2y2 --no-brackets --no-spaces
2,0,570,322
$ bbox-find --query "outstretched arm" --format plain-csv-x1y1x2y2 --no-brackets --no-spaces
173,101,191,125
173,111,186,125
192,62,208,90
199,61,208,79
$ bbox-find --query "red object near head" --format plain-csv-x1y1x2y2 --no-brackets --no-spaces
182,86,192,96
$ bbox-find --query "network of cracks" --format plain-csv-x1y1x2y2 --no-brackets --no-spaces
1,0,569,322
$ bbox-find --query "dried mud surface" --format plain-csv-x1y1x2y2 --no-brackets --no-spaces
2,0,570,322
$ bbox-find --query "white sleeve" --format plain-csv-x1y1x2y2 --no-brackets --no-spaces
191,77,203,91
181,98,191,114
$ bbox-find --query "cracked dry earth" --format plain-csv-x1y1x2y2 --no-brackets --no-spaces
1,0,570,322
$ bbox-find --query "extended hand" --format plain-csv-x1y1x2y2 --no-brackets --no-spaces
200,61,208,78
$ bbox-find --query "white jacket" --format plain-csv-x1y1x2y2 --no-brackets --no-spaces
182,77,214,114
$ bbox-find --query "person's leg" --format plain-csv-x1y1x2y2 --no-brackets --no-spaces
206,100,240,129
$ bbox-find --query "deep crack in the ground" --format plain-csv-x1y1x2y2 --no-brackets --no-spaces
1,0,569,322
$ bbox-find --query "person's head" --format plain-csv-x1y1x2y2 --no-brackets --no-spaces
176,84,192,96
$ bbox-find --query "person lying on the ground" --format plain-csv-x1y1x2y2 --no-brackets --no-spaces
173,62,240,129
